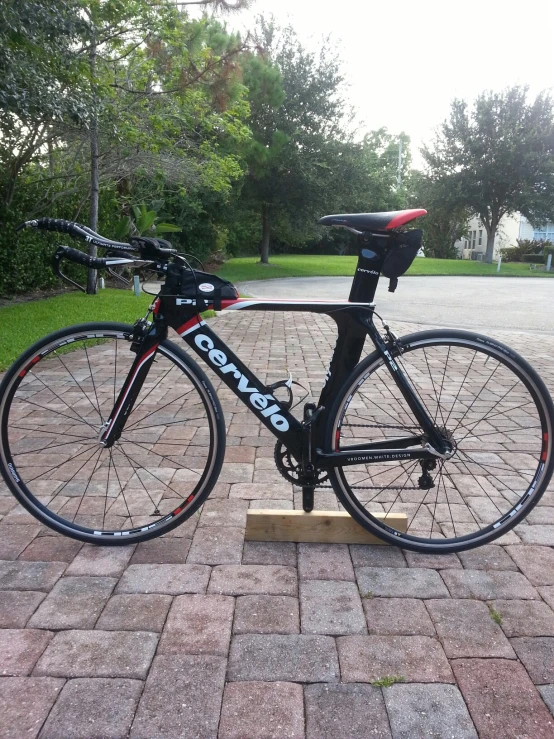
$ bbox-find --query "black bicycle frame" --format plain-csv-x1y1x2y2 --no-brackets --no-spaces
100,231,445,470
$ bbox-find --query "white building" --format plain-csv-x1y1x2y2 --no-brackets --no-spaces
454,214,554,259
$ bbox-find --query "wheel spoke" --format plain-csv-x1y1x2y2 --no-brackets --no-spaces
331,336,549,551
2,330,219,542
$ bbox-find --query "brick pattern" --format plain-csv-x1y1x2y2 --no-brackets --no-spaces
1,311,554,736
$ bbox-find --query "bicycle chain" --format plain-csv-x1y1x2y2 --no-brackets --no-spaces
342,423,419,431
315,484,418,490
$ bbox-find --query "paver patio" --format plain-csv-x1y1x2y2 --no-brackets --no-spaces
1,309,554,737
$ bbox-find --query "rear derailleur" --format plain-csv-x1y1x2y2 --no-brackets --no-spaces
418,458,437,490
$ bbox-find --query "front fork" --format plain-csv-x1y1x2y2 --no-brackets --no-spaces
99,320,164,448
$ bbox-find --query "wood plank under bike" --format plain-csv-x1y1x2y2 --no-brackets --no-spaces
245,510,407,545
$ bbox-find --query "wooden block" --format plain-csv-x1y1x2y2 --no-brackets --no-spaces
245,509,407,545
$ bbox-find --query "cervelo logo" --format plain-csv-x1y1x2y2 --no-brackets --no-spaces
357,268,379,276
194,334,289,431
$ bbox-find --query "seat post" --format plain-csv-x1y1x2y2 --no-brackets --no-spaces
349,232,389,304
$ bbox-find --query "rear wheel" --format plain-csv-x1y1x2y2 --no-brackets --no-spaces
0,322,225,544
325,329,554,553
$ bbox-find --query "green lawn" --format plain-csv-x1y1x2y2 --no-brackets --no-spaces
1,254,552,372
216,255,554,282
0,289,155,371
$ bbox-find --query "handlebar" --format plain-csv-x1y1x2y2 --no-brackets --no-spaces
52,245,136,271
18,218,137,251
17,217,178,292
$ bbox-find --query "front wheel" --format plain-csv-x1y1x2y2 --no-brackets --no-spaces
324,329,554,553
0,322,225,544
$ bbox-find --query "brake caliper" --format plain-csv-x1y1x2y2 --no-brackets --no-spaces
130,318,151,354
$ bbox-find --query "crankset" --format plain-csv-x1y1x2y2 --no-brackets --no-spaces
274,441,328,486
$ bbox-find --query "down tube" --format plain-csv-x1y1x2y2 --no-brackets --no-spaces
180,320,303,452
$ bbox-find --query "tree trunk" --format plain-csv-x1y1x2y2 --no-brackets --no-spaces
260,204,270,264
484,226,496,264
87,32,99,295
48,137,54,179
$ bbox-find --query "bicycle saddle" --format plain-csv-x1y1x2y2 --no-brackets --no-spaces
318,208,427,232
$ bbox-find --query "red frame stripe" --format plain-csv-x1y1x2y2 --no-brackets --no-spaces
177,316,202,335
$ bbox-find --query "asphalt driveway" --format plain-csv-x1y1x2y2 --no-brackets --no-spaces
237,276,554,334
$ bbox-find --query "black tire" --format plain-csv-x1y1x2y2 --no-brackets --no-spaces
324,329,554,553
0,322,225,544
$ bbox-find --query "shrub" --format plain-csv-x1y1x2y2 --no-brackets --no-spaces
542,242,554,263
500,247,521,262
522,254,545,263
501,239,545,262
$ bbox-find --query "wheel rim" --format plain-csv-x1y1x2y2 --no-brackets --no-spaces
331,336,552,548
1,329,218,539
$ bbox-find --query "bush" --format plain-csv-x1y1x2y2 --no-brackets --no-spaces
500,247,521,262
522,254,545,263
542,242,554,262
501,239,546,263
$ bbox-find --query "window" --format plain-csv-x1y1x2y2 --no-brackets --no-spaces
472,230,476,248
478,229,482,246
465,239,469,248
533,223,554,242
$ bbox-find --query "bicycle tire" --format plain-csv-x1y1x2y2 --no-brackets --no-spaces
0,322,226,544
324,329,554,553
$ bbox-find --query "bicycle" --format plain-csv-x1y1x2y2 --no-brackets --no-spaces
1,208,553,554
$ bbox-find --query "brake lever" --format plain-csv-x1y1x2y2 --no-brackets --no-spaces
52,245,86,292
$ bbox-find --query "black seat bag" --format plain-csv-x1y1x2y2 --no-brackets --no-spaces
381,229,422,291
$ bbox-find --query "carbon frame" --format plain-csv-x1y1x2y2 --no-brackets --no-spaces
99,230,444,470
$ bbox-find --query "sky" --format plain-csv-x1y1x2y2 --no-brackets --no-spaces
210,0,554,166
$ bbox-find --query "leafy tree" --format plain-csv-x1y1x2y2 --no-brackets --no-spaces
177,0,253,9
241,19,348,263
407,172,470,258
0,0,88,207
422,86,554,263
0,1,252,296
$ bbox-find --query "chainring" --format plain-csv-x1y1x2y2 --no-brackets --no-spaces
274,441,328,485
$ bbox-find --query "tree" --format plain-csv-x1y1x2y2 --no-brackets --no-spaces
0,0,88,208
176,0,253,9
407,172,470,258
0,1,251,296
241,19,348,263
422,86,554,263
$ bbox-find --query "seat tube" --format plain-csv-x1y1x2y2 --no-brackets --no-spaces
349,233,388,304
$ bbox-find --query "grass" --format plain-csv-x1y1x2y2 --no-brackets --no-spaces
371,676,406,688
489,607,503,626
0,289,153,371
0,288,216,372
360,589,375,600
1,251,551,371
216,254,554,283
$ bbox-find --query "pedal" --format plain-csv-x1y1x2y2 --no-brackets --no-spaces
302,486,314,512
302,403,325,427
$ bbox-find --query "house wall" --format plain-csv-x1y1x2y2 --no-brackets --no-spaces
454,213,536,259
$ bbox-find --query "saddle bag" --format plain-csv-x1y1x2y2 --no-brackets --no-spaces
381,229,422,292
161,264,238,310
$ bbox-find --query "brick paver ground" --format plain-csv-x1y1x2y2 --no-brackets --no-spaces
1,309,554,736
